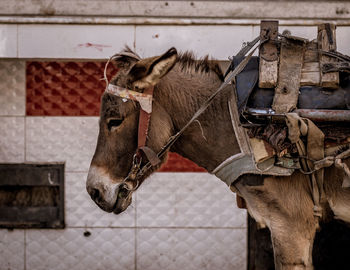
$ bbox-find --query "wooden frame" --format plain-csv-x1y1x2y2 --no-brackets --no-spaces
0,163,65,229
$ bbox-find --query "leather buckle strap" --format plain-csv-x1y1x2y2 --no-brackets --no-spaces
136,86,161,166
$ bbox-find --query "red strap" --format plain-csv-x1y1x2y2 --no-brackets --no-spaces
136,86,161,166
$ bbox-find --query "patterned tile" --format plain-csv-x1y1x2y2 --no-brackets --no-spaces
0,60,26,116
66,173,135,227
26,228,134,270
0,229,25,270
0,117,25,162
135,25,254,60
26,61,118,116
18,25,134,59
26,117,99,172
337,26,350,56
136,173,247,228
0,24,17,57
137,228,246,270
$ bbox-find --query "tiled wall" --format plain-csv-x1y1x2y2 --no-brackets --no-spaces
3,24,350,60
1,22,349,270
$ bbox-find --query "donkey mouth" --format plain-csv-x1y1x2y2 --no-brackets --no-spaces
112,186,132,214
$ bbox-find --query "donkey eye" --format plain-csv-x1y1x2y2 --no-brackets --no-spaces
107,118,124,131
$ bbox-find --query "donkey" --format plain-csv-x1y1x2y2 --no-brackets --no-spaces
86,47,350,270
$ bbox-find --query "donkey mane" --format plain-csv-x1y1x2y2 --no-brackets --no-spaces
177,51,224,81
120,46,224,81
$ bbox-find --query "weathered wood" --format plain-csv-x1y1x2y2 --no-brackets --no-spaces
301,71,321,86
250,138,275,163
259,58,278,88
0,207,58,222
318,23,339,89
272,38,305,113
304,41,319,63
302,62,320,73
259,20,279,88
0,163,65,229
0,164,61,186
300,62,321,86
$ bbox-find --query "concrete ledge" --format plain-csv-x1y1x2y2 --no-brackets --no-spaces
2,16,350,26
1,1,350,20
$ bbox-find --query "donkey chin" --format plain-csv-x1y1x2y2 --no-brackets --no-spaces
86,165,132,214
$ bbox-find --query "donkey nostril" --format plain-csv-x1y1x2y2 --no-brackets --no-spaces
90,188,100,201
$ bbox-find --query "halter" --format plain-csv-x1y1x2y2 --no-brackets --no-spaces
105,83,161,190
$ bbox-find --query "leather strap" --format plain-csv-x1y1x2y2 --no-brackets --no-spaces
136,86,161,166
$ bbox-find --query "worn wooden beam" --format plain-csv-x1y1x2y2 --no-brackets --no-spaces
301,62,321,86
318,23,339,89
272,38,306,113
304,41,319,63
259,20,279,88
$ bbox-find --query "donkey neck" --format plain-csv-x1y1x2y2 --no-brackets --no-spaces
155,65,241,172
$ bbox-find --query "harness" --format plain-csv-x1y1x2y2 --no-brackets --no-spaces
104,22,350,222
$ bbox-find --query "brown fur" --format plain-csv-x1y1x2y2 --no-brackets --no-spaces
87,48,350,270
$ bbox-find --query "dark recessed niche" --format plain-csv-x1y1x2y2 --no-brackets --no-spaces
0,163,65,229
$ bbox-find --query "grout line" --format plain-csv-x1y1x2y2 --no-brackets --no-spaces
24,229,26,270
135,191,137,270
65,171,90,173
64,226,247,230
135,227,137,270
16,24,19,58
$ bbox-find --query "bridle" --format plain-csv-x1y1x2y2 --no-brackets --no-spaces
103,38,260,191
105,83,160,190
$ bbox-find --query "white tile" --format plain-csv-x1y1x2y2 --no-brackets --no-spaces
66,172,135,227
26,117,99,171
0,117,25,162
136,173,247,228
0,60,25,116
135,25,254,60
0,229,25,270
0,24,17,57
26,228,135,270
336,27,350,56
18,25,134,59
137,228,246,270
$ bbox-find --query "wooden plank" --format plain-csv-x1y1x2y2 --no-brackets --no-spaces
259,20,279,88
0,164,61,186
272,38,305,113
304,41,319,63
250,138,275,163
302,62,320,73
300,71,321,86
300,61,321,86
259,58,278,88
318,23,339,89
0,206,64,228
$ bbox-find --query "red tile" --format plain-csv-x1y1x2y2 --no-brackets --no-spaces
26,61,118,116
159,152,207,172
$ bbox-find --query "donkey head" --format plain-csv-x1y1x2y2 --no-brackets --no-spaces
86,48,177,214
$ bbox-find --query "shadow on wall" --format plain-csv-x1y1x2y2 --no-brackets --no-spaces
248,216,350,270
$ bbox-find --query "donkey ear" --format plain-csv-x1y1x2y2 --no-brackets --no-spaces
111,51,141,69
129,47,177,87
147,47,177,81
